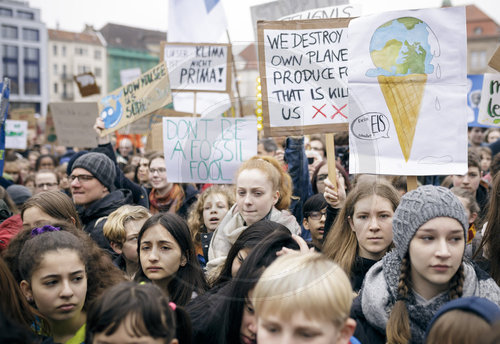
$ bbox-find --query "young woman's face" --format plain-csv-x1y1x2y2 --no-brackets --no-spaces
149,158,168,190
139,224,186,283
203,193,229,231
22,206,61,230
480,153,492,172
137,158,150,183
258,311,349,344
236,169,279,226
231,248,250,277
21,249,87,324
91,315,176,344
240,296,257,344
121,219,147,264
349,194,394,261
409,217,465,299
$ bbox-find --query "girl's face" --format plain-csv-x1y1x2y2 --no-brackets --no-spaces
139,224,186,283
91,315,176,344
137,158,150,183
349,194,394,261
203,193,229,231
23,206,61,230
240,296,257,344
121,219,147,264
481,153,492,172
487,130,500,144
231,248,250,277
20,249,87,323
409,217,464,300
236,169,279,226
149,158,168,190
39,157,55,171
257,311,352,344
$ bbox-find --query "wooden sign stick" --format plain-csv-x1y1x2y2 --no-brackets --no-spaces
325,133,338,193
407,176,418,192
193,91,197,116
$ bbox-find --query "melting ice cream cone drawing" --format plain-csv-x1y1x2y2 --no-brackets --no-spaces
367,17,439,161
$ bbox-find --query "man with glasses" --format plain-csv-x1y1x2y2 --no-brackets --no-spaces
34,170,59,194
70,152,134,253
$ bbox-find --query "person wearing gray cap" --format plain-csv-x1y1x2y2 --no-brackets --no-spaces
70,152,134,253
350,185,500,344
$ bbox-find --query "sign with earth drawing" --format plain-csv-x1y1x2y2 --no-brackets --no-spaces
348,7,468,176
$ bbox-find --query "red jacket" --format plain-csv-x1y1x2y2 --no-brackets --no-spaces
0,214,23,253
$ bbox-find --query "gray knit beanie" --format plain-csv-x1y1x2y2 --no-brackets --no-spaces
392,185,468,259
71,152,116,192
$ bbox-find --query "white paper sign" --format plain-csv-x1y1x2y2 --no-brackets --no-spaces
162,117,257,183
478,73,500,127
5,120,27,149
164,43,230,92
348,7,468,176
279,4,361,21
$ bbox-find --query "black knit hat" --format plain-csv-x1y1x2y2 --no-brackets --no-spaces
71,152,116,191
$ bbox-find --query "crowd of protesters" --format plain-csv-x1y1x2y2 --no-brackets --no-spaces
2,120,500,344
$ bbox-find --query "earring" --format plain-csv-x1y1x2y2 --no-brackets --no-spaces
27,296,33,303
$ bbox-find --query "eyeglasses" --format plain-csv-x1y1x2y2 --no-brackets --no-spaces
70,174,95,182
307,210,327,220
36,182,58,189
150,167,166,175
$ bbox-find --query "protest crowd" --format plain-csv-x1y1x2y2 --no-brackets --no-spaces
3,2,500,344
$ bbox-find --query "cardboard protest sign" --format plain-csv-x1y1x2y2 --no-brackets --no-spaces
489,46,500,72
74,72,100,97
467,74,488,128
478,73,500,126
146,123,164,153
98,61,172,136
118,107,194,135
5,120,27,149
348,7,467,176
162,42,231,93
279,4,361,21
257,18,350,136
162,117,257,183
45,107,57,144
49,102,99,148
9,108,36,130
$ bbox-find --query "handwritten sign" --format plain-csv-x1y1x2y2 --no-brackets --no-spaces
257,19,350,136
74,72,100,97
348,7,467,176
9,108,36,130
49,102,99,148
279,4,361,21
478,73,500,126
5,119,27,149
467,74,488,127
162,43,231,93
163,117,257,184
98,61,172,136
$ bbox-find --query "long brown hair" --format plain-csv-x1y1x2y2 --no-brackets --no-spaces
322,180,400,276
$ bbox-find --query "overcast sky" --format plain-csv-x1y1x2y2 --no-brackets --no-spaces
28,0,500,44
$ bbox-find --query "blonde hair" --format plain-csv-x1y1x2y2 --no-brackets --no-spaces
187,185,234,246
322,180,400,277
253,252,353,327
236,156,292,210
103,205,151,244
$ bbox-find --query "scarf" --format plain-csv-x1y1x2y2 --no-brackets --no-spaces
149,184,184,214
206,204,301,273
359,250,500,344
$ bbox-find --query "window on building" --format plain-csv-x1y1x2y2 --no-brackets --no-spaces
53,64,58,75
94,49,101,60
23,47,40,95
1,25,18,39
0,7,13,17
2,45,19,94
75,47,88,56
54,82,58,94
474,26,483,35
53,44,57,56
17,10,34,20
95,67,102,77
62,45,66,56
471,50,487,70
77,65,90,74
22,28,39,41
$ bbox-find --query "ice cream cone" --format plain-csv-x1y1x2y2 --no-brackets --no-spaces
377,74,427,162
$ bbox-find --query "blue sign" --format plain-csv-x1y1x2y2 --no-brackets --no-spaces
467,74,489,128
0,78,11,174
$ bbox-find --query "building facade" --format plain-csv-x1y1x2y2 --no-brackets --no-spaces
0,0,47,115
48,29,107,102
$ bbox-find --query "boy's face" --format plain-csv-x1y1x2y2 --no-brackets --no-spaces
257,311,353,344
303,208,327,246
452,166,481,195
468,127,485,146
121,219,147,264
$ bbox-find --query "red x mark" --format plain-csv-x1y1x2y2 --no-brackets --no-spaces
312,104,327,118
331,104,347,119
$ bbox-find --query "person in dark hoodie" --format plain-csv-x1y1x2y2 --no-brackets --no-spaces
70,152,134,255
